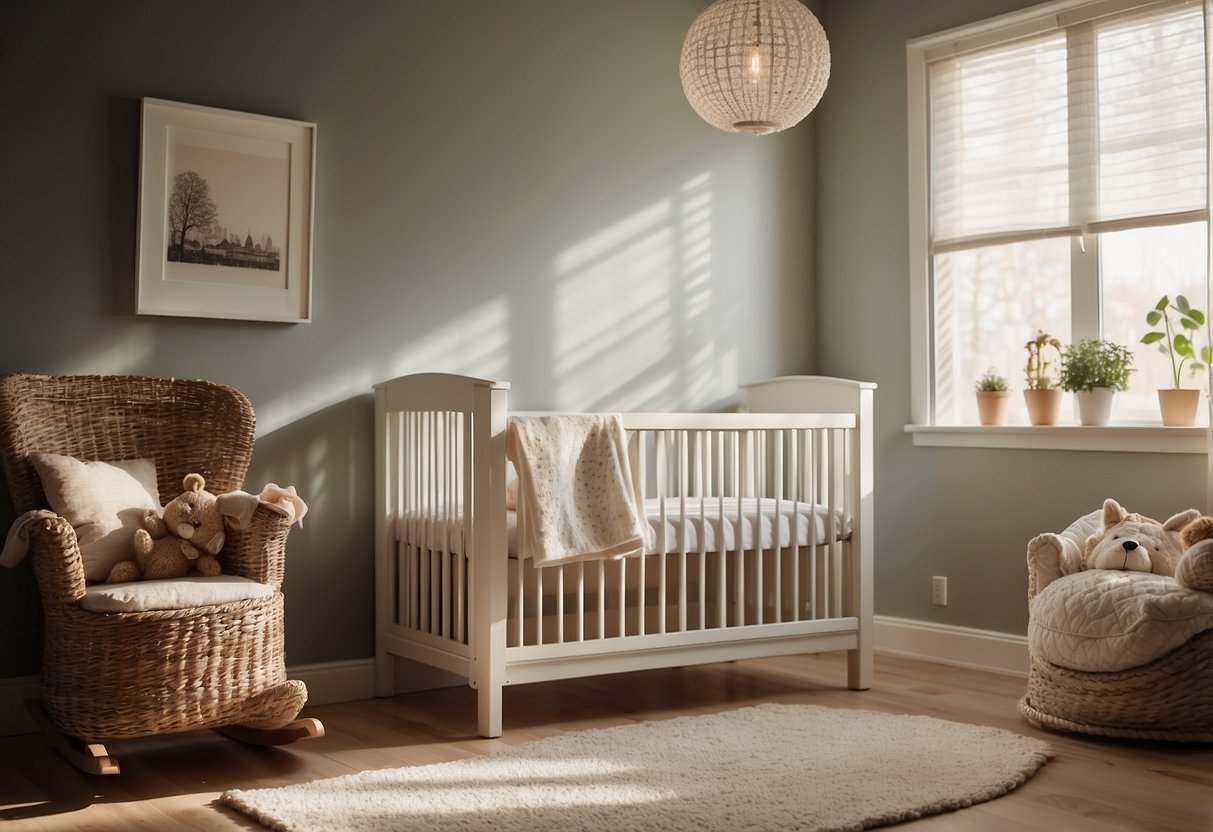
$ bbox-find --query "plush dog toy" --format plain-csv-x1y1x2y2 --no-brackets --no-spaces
106,473,227,583
1082,498,1198,575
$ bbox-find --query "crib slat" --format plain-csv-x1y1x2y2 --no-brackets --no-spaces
412,411,422,631
556,565,565,644
638,434,648,638
831,428,843,619
535,565,544,646
812,428,823,620
678,430,688,634
696,431,707,632
441,413,451,640
618,553,627,637
790,429,800,623
637,435,647,638
430,410,436,636
407,411,415,631
754,429,763,627
456,414,467,643
735,431,746,627
576,563,585,642
661,431,671,635
597,560,605,639
393,411,406,630
716,431,726,629
513,551,523,647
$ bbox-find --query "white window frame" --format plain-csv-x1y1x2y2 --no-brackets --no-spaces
905,0,1209,453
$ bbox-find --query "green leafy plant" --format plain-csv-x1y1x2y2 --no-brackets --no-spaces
974,369,1009,392
1024,330,1062,390
1058,339,1134,392
1141,295,1212,389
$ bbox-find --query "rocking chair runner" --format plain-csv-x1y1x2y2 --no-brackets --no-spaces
0,373,322,774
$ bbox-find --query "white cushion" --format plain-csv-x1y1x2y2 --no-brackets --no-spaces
1028,569,1213,672
80,575,275,613
30,452,161,582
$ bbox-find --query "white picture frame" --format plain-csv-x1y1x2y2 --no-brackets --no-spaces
136,98,315,322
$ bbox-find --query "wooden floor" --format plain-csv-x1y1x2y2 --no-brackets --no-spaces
0,653,1209,831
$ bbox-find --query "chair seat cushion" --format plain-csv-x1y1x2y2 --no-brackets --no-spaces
1029,570,1213,672
81,575,275,613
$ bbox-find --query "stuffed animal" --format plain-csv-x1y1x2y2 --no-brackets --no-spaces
105,473,227,583
1175,516,1213,593
1082,498,1198,575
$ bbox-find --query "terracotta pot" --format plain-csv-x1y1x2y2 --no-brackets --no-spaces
1023,388,1063,426
975,391,1011,425
1157,388,1201,426
1074,387,1115,426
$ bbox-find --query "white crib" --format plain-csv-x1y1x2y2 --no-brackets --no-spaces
373,373,875,737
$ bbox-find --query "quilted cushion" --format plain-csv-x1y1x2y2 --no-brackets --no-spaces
1029,570,1213,672
80,575,274,613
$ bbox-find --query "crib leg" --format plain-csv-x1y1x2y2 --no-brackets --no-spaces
477,682,503,738
847,643,872,690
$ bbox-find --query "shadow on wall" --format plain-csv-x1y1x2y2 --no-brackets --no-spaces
0,168,745,672
245,394,377,666
540,172,738,412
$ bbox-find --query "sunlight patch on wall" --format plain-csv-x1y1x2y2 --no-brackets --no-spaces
382,295,510,383
552,173,734,412
553,201,674,411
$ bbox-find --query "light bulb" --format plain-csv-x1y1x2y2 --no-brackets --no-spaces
745,45,765,83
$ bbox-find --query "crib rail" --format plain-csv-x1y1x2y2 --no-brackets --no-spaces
510,413,854,648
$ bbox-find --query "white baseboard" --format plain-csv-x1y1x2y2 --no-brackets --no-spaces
874,615,1028,677
290,658,377,706
0,618,1027,737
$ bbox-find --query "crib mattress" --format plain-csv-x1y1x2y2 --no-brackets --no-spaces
400,497,850,558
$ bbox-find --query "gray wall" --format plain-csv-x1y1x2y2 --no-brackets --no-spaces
0,1,816,676
7,0,1186,679
815,0,1207,634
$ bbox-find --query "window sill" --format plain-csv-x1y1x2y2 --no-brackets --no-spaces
905,423,1207,453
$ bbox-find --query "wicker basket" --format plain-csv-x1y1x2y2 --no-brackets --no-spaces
1021,524,1213,742
0,373,305,740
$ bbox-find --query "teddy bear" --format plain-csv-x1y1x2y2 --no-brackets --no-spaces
1175,515,1213,593
1082,497,1198,575
105,473,227,583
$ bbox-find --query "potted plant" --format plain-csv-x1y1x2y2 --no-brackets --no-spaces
1023,330,1063,425
974,369,1011,425
1141,294,1210,426
1058,339,1133,426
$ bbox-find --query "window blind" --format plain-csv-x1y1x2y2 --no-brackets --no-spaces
928,0,1208,254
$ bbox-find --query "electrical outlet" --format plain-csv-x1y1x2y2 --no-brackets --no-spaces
931,576,948,606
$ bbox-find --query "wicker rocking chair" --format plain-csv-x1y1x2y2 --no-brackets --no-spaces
0,373,322,774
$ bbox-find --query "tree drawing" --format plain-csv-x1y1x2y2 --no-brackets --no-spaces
167,170,218,261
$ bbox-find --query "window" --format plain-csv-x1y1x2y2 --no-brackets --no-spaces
908,0,1210,429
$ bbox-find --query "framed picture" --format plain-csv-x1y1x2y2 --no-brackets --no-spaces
136,98,315,322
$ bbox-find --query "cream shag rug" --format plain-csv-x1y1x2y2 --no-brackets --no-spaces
223,703,1052,832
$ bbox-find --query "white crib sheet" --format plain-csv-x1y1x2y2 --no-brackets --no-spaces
400,497,849,558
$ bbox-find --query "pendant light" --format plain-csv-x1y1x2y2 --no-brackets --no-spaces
679,0,830,135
